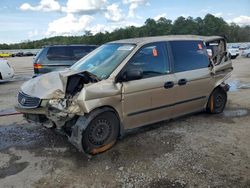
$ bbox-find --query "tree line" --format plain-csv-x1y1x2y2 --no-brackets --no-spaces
1,14,250,50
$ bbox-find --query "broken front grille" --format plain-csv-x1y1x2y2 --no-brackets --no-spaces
18,91,41,108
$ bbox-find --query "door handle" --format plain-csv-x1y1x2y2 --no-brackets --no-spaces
164,81,174,89
178,79,187,86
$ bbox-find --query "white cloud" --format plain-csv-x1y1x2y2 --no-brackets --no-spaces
105,3,124,22
199,6,212,14
90,24,114,34
20,0,61,12
28,29,39,38
213,12,223,17
20,0,148,38
90,21,142,34
20,3,32,11
62,0,107,14
46,14,94,36
228,15,250,26
154,13,167,21
128,3,137,18
180,14,189,18
123,0,149,18
226,13,235,17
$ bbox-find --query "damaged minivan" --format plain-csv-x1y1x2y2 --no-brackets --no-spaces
16,35,233,155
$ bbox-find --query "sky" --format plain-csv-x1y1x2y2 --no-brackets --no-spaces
0,0,250,44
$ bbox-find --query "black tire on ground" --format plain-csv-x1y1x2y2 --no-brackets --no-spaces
82,111,119,155
230,55,236,59
247,54,250,58
207,87,227,114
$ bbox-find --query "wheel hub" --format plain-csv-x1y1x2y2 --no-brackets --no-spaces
88,119,112,146
215,94,224,108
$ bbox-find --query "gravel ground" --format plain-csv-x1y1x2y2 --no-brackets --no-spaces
0,56,249,188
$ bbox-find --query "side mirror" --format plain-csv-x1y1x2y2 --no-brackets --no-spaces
121,69,143,82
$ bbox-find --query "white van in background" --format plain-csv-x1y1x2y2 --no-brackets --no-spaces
228,47,240,59
241,48,250,58
0,59,14,81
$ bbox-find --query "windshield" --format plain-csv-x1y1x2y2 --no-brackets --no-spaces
71,43,135,79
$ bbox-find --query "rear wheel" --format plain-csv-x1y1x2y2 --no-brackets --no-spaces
207,88,227,114
230,55,236,59
82,111,119,155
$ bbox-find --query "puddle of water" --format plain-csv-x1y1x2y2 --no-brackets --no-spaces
228,80,240,92
223,109,248,117
0,125,44,150
0,124,71,157
238,83,250,89
228,80,250,92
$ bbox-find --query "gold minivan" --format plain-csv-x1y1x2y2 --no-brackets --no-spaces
16,35,233,155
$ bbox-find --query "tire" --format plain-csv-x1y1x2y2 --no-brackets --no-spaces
230,55,236,59
247,54,250,58
82,111,119,155
207,87,227,114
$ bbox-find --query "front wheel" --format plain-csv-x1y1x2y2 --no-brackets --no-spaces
207,88,227,114
82,111,119,155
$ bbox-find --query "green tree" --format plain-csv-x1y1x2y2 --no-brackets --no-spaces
1,14,250,50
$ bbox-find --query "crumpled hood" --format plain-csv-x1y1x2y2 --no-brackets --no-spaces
20,69,78,99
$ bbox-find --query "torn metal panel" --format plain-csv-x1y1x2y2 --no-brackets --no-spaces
21,71,68,99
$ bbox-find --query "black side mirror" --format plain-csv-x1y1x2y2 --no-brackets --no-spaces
121,69,143,82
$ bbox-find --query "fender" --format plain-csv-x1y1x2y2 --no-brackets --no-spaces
68,107,123,154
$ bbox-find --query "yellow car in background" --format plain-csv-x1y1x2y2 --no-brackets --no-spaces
0,53,11,58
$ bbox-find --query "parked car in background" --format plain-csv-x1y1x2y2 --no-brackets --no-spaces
14,52,24,57
16,35,232,155
241,47,250,58
33,45,98,76
0,52,11,58
23,52,35,56
228,47,240,59
0,59,14,81
11,51,37,57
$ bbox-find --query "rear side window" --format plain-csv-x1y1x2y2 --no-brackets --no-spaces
72,46,97,60
47,46,96,61
170,41,209,72
126,42,169,78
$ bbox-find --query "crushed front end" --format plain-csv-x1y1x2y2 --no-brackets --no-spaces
15,70,99,152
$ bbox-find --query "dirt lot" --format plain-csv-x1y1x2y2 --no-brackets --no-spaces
0,56,250,188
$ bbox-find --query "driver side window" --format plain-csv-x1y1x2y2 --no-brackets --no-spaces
126,42,169,78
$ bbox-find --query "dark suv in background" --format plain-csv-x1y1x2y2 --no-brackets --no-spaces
33,45,98,76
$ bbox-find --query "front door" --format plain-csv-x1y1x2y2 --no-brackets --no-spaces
121,42,176,129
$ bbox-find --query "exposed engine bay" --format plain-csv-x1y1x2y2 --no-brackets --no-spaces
43,71,100,128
